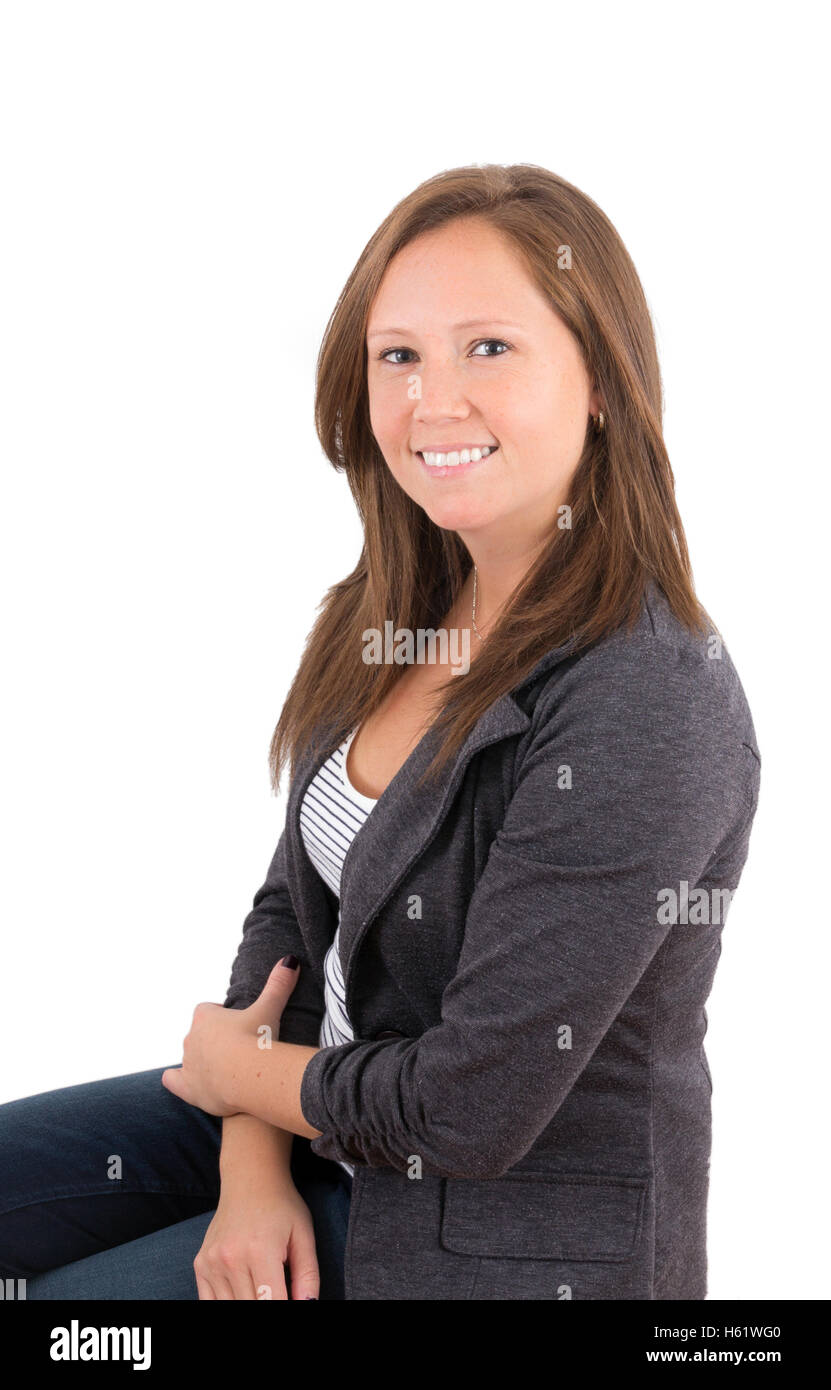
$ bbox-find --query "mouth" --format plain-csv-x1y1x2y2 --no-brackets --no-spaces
414,444,499,478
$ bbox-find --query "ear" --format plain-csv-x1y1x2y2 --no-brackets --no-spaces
588,382,604,418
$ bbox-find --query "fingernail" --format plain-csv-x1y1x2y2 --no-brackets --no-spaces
304,1295,318,1300
281,954,299,970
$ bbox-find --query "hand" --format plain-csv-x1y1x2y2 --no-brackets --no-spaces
195,1173,320,1301
161,956,301,1115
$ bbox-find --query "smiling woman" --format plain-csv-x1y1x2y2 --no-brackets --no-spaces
0,163,760,1303
279,164,709,795
365,221,600,539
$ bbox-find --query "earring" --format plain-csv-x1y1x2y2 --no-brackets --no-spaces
593,410,605,431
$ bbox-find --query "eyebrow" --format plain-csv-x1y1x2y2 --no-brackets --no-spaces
367,319,524,339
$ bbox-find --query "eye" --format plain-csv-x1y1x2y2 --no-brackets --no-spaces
470,339,511,356
375,338,512,364
376,347,416,364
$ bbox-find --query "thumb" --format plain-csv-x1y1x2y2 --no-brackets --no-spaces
253,954,301,1016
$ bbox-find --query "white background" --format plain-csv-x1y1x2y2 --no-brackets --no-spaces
1,1,827,1300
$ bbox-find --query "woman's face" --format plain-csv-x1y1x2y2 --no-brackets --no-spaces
366,216,600,544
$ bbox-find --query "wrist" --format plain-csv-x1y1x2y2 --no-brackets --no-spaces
219,1113,295,1183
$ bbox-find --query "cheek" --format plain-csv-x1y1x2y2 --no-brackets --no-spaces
488,371,555,433
494,393,585,500
369,379,411,436
512,369,586,452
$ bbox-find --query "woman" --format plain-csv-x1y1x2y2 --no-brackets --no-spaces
0,163,760,1301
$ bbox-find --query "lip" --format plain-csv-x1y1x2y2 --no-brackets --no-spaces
413,443,499,479
413,443,498,454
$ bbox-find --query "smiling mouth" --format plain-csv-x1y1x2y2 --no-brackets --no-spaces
416,444,499,468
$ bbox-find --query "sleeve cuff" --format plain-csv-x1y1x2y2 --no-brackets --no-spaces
299,1044,332,1134
299,1042,370,1166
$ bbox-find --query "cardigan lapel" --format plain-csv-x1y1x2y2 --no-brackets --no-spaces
336,691,529,1008
283,632,582,1009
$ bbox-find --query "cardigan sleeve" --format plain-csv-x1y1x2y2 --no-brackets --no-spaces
298,633,761,1177
223,826,325,1048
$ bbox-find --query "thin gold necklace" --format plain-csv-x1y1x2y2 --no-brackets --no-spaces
471,564,484,643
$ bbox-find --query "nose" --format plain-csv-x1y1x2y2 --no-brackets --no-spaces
411,358,473,422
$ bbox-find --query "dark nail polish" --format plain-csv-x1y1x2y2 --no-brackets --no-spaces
282,954,299,970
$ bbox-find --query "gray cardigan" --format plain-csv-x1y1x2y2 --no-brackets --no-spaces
224,580,761,1300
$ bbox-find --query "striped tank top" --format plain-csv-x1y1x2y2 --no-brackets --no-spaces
298,727,378,1177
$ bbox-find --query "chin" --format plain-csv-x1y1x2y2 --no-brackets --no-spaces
421,501,497,533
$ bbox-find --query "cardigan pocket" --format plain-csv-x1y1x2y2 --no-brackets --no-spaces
439,1170,648,1263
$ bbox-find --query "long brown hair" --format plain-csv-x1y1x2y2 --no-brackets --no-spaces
269,163,707,792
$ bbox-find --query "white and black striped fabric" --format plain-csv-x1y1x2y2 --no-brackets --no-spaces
298,727,377,1177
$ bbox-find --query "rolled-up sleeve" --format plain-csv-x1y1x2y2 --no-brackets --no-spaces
224,826,325,1047
300,636,760,1178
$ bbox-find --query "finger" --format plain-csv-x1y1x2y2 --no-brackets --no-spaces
256,957,301,1015
286,1223,320,1301
161,1068,193,1109
195,1272,216,1300
227,1263,261,1301
161,1068,182,1096
206,1256,259,1301
252,1260,289,1302
209,1272,237,1301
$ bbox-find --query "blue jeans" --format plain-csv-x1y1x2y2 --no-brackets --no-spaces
0,1065,352,1300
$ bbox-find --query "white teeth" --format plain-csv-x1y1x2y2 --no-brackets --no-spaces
421,445,494,467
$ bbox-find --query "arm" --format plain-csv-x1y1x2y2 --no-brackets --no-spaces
296,636,760,1179
221,823,326,1165
224,826,325,1047
219,1112,295,1186
219,1029,322,1138
204,1106,321,1303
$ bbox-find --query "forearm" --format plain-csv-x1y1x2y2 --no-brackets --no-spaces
223,1034,323,1140
219,1112,296,1188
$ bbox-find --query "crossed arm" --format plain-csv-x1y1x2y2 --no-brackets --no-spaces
161,957,323,1140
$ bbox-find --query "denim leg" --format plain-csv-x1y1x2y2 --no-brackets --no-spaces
21,1173,351,1300
23,1209,217,1299
0,1066,223,1279
0,1065,352,1300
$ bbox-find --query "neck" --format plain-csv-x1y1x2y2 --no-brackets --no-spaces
465,537,544,637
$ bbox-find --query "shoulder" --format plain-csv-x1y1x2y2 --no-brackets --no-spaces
528,580,761,804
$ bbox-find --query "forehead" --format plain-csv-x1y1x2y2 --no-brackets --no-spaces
367,220,546,335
